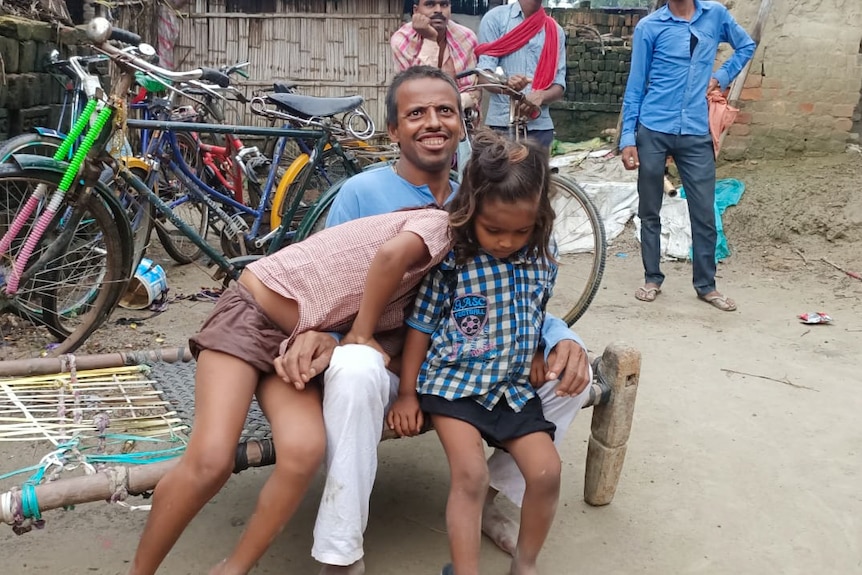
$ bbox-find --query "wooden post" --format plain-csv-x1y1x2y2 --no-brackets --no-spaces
583,342,641,506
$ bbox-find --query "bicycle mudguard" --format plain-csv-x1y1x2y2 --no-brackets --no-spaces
269,152,311,230
31,127,66,138
7,153,136,274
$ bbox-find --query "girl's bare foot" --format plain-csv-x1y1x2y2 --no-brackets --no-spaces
208,559,246,575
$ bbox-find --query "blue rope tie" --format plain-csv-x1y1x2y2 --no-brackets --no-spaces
21,483,41,521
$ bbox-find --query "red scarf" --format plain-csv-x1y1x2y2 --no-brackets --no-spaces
474,8,559,91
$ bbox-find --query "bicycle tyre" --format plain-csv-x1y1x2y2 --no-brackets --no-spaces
0,165,129,355
153,162,210,264
0,132,153,270
548,174,607,325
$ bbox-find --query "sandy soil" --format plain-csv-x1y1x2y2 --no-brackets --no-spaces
1,151,861,574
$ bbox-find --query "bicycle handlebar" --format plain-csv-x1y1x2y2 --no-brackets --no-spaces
109,27,141,46
87,17,231,89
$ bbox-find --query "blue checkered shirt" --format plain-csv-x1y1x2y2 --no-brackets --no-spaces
406,247,557,412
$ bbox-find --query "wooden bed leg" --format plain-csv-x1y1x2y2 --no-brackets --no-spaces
583,342,641,506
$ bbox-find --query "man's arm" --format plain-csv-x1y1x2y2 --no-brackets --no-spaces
390,23,423,72
712,10,757,90
620,23,653,149
476,10,502,72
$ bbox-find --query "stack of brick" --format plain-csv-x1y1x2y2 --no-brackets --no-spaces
549,8,649,111
0,16,88,141
552,7,647,38
566,38,630,107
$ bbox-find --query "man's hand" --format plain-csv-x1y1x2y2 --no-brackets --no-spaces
621,146,639,170
412,13,438,40
506,74,531,92
387,393,424,437
273,330,337,390
518,90,543,120
340,331,391,366
546,339,590,397
707,77,720,94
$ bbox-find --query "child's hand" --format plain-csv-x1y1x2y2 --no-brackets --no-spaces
530,348,549,388
386,393,424,437
341,332,391,366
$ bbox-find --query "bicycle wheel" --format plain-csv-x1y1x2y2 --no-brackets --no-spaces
270,149,357,232
0,132,153,269
153,139,210,265
547,174,607,325
0,165,129,357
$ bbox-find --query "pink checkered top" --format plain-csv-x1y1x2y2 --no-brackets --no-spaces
247,208,452,355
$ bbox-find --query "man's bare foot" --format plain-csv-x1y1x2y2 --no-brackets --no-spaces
482,498,518,556
318,558,365,575
509,560,539,575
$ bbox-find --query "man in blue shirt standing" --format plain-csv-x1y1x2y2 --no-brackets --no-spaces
620,0,755,311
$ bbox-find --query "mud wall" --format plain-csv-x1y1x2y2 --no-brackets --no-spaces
722,0,862,159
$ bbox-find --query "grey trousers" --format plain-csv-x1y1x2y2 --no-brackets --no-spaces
636,124,717,296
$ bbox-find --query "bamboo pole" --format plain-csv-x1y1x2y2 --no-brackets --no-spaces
0,347,193,378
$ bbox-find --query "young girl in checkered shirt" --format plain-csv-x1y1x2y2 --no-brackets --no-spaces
388,129,562,575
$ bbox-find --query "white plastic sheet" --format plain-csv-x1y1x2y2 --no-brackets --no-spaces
550,150,693,260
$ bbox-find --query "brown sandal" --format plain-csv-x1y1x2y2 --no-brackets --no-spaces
699,293,737,311
635,286,661,302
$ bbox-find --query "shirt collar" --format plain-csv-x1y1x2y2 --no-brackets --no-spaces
657,0,708,22
508,1,524,20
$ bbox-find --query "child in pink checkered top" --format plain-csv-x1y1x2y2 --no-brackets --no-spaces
128,207,452,575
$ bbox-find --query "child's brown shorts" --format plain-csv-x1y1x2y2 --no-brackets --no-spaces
188,282,287,373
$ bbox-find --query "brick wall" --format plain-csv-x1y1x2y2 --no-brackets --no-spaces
0,16,90,141
719,0,862,159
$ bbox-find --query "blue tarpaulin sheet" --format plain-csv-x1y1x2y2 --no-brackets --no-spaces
680,178,745,261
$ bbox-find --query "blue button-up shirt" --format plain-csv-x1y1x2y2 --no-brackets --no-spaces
620,0,755,149
477,2,567,132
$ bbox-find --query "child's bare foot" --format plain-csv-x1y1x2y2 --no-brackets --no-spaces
482,498,518,556
318,558,365,575
208,558,248,575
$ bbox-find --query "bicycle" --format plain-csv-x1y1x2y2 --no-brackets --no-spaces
0,19,368,355
0,49,155,271
457,67,608,325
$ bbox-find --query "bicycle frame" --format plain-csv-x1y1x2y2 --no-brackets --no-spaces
125,118,360,278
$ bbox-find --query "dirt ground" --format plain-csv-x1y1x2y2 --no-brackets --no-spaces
1,151,861,574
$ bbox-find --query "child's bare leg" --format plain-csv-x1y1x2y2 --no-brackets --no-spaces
128,351,260,575
212,373,325,574
502,433,561,575
433,415,489,575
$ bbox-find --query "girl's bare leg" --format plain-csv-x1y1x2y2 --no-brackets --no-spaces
212,374,325,574
128,351,260,575
502,433,561,575
432,415,489,575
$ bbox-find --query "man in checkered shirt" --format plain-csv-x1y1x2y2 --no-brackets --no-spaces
282,66,592,575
